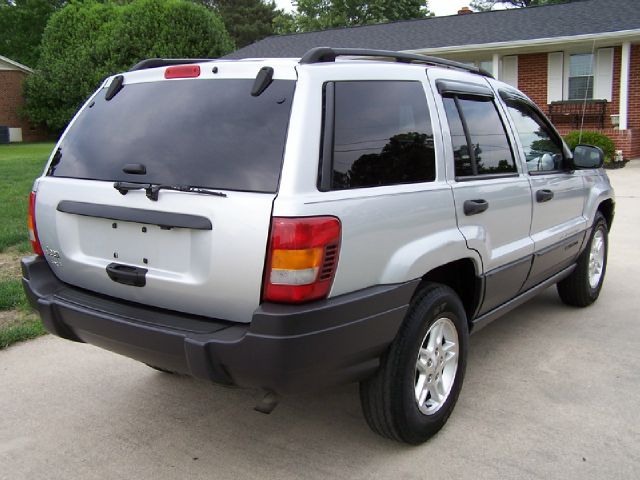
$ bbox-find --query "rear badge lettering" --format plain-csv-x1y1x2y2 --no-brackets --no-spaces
44,246,62,267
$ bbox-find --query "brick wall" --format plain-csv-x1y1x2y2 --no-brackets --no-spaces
516,46,640,159
554,126,635,159
628,45,640,129
609,46,621,117
0,70,50,142
517,53,549,115
607,44,640,157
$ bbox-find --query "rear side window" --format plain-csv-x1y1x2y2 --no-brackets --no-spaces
50,79,295,193
320,81,436,190
443,96,516,178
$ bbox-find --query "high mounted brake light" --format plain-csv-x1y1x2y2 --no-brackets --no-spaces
27,191,44,256
263,217,341,304
164,65,201,79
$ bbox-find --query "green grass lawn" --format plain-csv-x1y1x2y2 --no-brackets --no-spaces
0,142,55,349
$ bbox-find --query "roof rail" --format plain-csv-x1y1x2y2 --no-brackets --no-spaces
299,47,493,78
129,58,212,72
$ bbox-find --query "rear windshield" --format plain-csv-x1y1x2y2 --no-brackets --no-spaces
50,78,295,193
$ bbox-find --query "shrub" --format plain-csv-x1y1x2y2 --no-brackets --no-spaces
23,1,118,132
563,130,616,163
24,0,234,133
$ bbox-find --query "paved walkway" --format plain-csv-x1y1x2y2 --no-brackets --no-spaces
1,164,639,479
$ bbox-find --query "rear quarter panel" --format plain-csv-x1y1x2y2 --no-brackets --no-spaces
275,64,481,296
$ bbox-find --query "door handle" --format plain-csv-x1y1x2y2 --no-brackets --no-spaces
106,263,147,287
463,199,489,216
536,189,554,203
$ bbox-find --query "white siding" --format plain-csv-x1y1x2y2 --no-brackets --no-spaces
501,55,518,87
620,42,631,130
547,52,564,103
8,128,23,143
594,47,614,101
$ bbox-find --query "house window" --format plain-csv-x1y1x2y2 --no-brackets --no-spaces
568,53,594,100
548,49,612,103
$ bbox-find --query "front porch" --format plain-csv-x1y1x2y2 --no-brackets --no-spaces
409,34,640,159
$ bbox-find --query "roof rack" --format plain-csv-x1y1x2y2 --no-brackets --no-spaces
129,58,212,72
299,47,493,78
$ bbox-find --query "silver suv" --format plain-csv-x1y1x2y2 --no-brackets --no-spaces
22,48,614,444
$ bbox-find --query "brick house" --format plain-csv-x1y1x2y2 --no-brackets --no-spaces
0,54,49,142
228,0,640,158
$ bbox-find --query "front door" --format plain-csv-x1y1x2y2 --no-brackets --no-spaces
499,93,586,290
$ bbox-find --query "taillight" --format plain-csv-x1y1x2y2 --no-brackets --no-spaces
263,217,341,304
164,65,200,79
27,191,44,256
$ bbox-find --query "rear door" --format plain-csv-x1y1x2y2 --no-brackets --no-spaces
35,64,297,322
498,91,586,290
428,71,534,315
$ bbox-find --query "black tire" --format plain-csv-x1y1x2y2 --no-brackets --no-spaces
359,283,469,444
146,364,175,374
557,212,608,307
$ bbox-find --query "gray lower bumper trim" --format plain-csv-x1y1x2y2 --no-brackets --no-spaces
471,264,576,332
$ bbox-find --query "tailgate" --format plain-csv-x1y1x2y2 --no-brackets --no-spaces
31,66,297,322
35,177,274,322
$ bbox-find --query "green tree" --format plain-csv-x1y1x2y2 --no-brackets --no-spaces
273,10,297,35
470,0,573,11
0,0,65,67
24,0,233,132
108,0,233,67
213,0,279,48
280,0,432,33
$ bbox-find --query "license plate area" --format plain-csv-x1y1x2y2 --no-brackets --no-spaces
77,216,193,273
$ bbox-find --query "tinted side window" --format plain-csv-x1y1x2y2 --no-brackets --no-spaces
443,97,474,176
326,81,435,190
443,96,516,177
503,99,563,172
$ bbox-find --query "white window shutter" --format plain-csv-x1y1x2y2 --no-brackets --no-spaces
595,47,614,101
501,56,518,87
547,52,564,103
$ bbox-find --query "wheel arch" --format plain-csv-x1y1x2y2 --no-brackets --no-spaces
597,198,615,231
414,258,482,328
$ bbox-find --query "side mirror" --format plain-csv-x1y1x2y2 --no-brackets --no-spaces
571,144,604,169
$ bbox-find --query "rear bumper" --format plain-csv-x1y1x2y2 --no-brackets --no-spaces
22,256,417,394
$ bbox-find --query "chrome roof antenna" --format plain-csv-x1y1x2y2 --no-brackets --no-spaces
578,39,598,144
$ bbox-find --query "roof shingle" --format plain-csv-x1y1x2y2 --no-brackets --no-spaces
226,0,640,59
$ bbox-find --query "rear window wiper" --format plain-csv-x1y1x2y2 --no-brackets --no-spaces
147,184,227,201
113,182,227,201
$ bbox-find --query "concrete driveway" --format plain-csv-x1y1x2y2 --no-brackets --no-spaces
2,164,639,480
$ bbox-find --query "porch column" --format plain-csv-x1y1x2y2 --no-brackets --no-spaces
492,53,500,80
619,41,631,130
